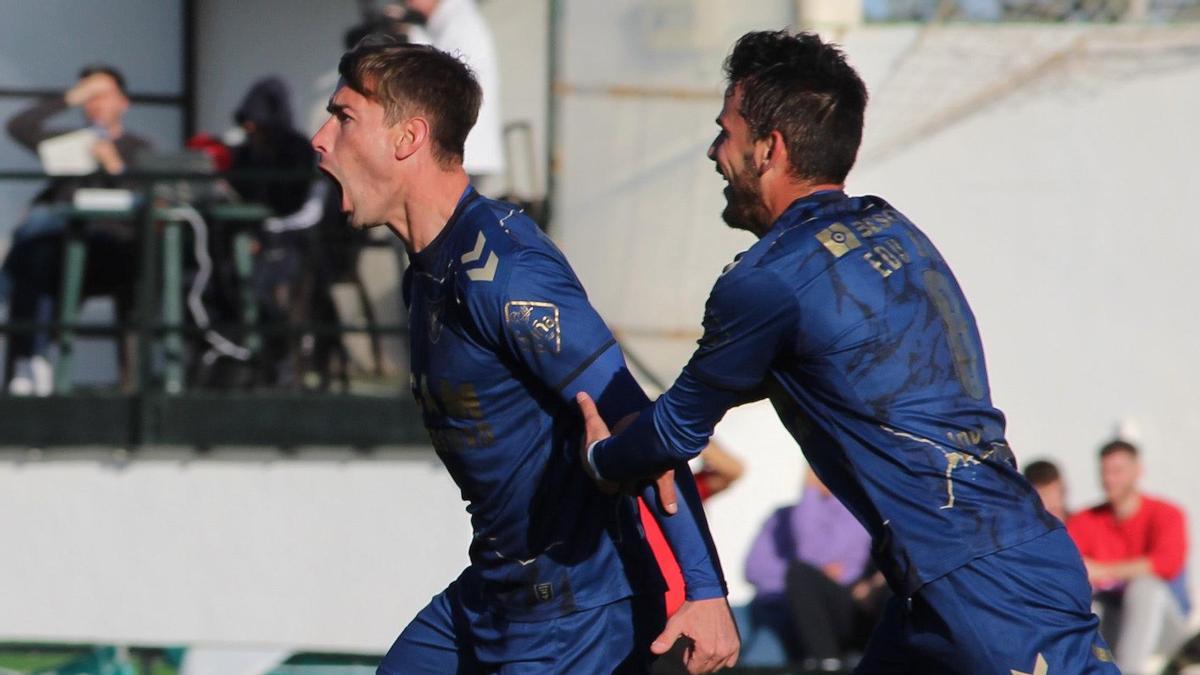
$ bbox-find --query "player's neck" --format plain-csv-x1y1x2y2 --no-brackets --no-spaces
1111,492,1142,520
765,181,844,224
387,169,471,253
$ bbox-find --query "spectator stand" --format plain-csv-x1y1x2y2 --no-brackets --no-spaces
0,167,425,449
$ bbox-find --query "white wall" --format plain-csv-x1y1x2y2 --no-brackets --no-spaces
0,448,471,653
552,16,1200,604
193,0,358,140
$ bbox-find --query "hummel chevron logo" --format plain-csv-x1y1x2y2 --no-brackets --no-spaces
461,232,485,263
467,252,498,281
461,232,499,282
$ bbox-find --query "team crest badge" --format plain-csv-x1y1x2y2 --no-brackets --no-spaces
815,222,862,258
505,301,561,355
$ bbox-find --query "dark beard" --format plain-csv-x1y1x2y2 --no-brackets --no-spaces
720,171,772,237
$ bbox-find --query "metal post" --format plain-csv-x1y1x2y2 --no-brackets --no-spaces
544,0,561,232
162,218,184,394
53,223,88,394
233,229,261,356
134,186,159,446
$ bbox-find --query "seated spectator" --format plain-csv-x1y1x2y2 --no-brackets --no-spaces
1024,458,1068,522
1067,439,1190,675
744,470,886,670
3,64,151,395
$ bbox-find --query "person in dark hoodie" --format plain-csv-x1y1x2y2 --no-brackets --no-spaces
219,77,319,387
228,77,314,218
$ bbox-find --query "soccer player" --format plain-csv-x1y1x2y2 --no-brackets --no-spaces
580,30,1119,674
310,38,738,673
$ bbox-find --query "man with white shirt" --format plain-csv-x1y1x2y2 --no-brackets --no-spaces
404,0,505,182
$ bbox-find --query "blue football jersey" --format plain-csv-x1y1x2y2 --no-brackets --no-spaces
404,187,723,621
595,190,1058,596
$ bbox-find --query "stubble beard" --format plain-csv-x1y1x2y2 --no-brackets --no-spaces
720,164,772,237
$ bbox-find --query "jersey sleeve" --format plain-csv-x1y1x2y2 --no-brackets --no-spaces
687,265,798,391
639,467,727,601
470,243,727,596
592,267,794,482
483,245,649,422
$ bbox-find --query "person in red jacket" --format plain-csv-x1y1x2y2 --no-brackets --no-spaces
1067,439,1190,675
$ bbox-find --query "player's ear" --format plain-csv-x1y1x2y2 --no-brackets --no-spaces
756,131,784,175
394,116,429,161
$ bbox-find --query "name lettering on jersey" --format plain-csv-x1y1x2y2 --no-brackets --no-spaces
862,238,910,278
411,374,496,453
439,381,485,419
849,208,901,238
462,231,499,282
505,301,561,355
815,222,862,258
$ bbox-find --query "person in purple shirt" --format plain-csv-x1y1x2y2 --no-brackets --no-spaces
744,471,888,668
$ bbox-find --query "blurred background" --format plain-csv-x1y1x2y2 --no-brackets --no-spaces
1,0,1198,673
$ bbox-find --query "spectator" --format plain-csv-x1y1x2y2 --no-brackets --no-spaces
224,77,319,387
744,470,885,669
1067,439,1191,675
1025,458,1068,522
402,0,505,182
3,64,151,395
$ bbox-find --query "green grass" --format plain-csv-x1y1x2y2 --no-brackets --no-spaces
0,646,179,675
0,645,87,673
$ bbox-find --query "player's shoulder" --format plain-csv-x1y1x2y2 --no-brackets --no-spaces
1143,495,1187,522
450,193,570,299
767,194,909,266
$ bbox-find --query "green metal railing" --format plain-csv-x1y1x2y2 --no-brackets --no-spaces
0,170,423,447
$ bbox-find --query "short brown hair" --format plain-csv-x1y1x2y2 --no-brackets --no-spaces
1023,460,1061,487
338,36,481,167
1099,439,1138,460
724,31,868,184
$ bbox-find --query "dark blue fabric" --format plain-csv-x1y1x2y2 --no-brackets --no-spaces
379,573,664,674
595,190,1060,597
404,187,723,622
856,528,1118,674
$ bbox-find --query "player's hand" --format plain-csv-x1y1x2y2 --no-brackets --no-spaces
651,468,678,515
576,392,619,494
577,393,679,513
652,597,740,673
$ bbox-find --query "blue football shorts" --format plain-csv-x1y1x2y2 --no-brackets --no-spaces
856,527,1119,674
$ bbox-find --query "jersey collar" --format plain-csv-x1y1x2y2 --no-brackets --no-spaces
409,185,480,273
